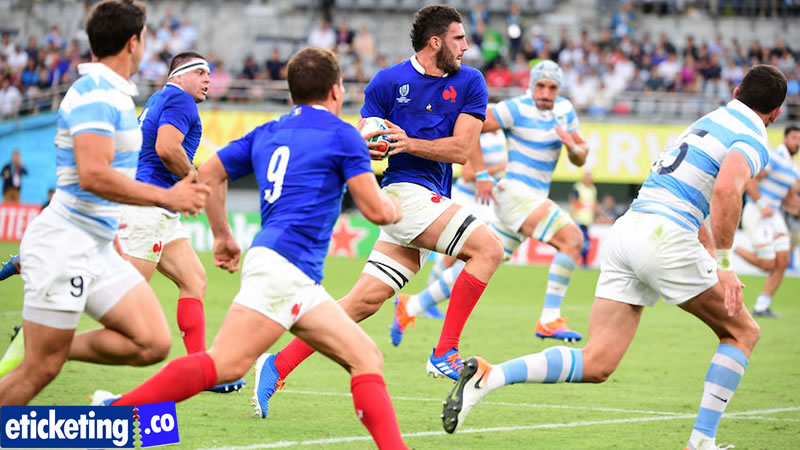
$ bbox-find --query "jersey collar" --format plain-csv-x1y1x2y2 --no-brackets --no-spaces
727,98,766,138
165,82,184,92
77,62,138,97
410,54,449,77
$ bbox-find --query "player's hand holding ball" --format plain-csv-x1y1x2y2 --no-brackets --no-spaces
360,117,394,160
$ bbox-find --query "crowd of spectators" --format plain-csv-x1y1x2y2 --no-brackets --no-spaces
2,1,799,119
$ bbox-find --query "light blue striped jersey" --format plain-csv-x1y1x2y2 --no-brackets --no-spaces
491,95,578,196
631,99,770,232
454,130,507,196
747,143,798,209
51,63,141,240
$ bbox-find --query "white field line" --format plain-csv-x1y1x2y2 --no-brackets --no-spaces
201,391,800,450
280,389,686,416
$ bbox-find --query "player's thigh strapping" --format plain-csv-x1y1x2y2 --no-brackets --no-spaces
20,208,145,329
234,247,333,330
363,183,481,295
117,205,188,263
595,210,717,307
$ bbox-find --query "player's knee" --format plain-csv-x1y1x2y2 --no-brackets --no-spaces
564,226,585,256
178,269,207,299
349,341,383,374
775,253,790,271
340,292,385,322
757,258,776,271
135,335,172,366
739,318,761,352
581,351,616,383
474,233,504,269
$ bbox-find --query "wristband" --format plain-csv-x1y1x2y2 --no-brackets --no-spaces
476,170,492,182
716,248,732,271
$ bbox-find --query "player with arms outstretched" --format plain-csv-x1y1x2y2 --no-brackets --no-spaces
442,65,786,450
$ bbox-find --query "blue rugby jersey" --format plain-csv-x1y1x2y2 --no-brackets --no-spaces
491,95,578,197
51,63,141,240
217,105,373,283
361,56,488,198
137,83,202,188
631,99,771,232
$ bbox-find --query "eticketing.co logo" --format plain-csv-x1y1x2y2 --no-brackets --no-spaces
0,401,180,448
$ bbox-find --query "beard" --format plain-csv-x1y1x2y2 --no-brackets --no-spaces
435,44,461,75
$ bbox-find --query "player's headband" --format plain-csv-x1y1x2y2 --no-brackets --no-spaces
168,59,210,79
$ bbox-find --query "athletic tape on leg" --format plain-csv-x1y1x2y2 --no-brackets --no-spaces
363,250,416,295
435,208,481,257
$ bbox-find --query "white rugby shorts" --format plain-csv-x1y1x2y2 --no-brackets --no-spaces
117,205,188,263
20,208,144,329
741,202,790,259
595,210,717,307
233,247,332,330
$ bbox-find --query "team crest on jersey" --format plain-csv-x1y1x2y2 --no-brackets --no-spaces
396,84,410,103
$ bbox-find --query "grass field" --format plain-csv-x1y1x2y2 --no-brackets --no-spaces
0,241,798,449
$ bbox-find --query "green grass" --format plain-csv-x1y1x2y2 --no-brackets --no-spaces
0,241,798,449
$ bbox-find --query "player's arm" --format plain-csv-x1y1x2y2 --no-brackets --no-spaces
710,150,752,316
73,133,208,214
554,127,588,166
347,172,402,225
460,160,507,182
384,112,483,164
698,221,715,258
197,154,240,273
155,124,196,179
783,180,800,216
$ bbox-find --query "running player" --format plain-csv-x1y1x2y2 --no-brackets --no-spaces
252,4,504,418
391,128,507,344
91,47,408,450
734,125,800,318
393,60,589,345
442,65,786,450
0,0,209,406
117,51,242,392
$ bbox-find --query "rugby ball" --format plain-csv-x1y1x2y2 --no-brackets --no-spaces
360,117,392,159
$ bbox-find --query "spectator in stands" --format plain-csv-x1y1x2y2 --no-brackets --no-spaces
240,55,259,80
722,57,744,86
1,150,26,203
506,2,524,60
353,25,376,66
335,21,354,55
265,48,285,81
178,18,196,50
588,79,613,116
43,25,64,50
24,37,39,64
8,45,27,74
1,34,14,58
469,2,488,46
611,1,636,42
570,71,597,112
308,18,336,50
680,54,699,93
21,59,40,88
485,58,512,88
0,76,22,119
139,53,168,82
595,194,622,224
208,58,232,100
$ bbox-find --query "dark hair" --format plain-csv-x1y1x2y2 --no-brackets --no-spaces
287,47,341,105
410,5,462,52
736,65,787,115
169,51,207,74
785,125,800,136
86,0,146,59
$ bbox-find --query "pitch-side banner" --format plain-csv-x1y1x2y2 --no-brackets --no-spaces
180,213,800,278
192,110,786,183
